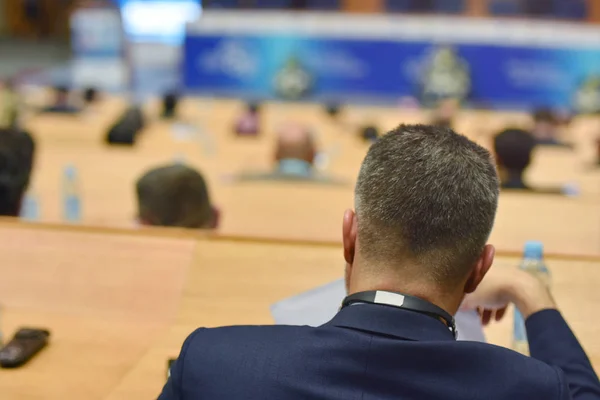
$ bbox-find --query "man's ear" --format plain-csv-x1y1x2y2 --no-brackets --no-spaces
342,209,357,265
464,244,495,294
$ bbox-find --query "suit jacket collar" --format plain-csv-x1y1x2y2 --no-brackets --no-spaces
324,303,456,342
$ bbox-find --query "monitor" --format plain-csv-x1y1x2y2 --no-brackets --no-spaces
117,0,201,44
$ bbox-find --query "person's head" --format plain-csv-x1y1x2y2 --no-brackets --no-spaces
136,164,218,229
343,124,499,313
274,123,316,165
532,107,559,138
533,108,556,125
54,86,70,105
83,87,98,104
431,98,459,129
325,103,341,118
247,102,260,114
0,128,35,216
360,125,379,143
162,91,179,119
493,128,537,179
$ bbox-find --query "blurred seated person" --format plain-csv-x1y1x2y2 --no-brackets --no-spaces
531,108,571,147
494,128,535,190
236,123,343,184
0,79,20,129
136,164,218,229
0,128,35,216
83,87,99,106
234,102,260,136
494,128,563,194
42,86,81,114
431,98,459,129
275,122,316,177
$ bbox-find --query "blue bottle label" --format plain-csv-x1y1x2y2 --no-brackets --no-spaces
64,196,81,222
513,308,527,342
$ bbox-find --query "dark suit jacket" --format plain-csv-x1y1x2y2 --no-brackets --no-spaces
159,305,600,399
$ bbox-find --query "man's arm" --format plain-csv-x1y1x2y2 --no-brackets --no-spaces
157,328,203,400
509,278,600,399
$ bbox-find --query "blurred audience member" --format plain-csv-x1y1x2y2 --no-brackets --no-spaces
0,128,36,216
493,128,536,190
325,103,341,119
105,106,146,146
162,92,179,120
136,164,218,229
1,79,20,129
360,125,379,143
431,98,459,129
83,87,99,106
43,86,80,114
235,102,261,136
236,123,344,184
274,122,316,176
531,108,571,147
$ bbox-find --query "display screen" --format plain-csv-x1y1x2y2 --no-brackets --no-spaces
116,0,201,44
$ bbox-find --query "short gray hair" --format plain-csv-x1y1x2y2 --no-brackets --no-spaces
355,124,499,284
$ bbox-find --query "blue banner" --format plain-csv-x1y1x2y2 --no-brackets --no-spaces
183,33,600,110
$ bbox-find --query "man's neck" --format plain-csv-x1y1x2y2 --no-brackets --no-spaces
348,275,462,316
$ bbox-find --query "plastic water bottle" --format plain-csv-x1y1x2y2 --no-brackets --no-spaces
512,241,550,355
62,165,81,223
20,191,40,221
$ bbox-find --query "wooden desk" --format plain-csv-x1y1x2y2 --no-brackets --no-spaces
0,222,197,400
21,97,600,255
106,237,600,400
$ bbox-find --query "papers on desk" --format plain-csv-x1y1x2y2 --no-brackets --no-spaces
271,279,486,342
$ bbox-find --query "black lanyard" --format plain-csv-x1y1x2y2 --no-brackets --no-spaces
341,290,457,339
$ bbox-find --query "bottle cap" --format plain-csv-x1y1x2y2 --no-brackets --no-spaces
523,240,544,259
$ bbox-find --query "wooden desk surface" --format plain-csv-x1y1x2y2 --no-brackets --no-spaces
0,223,197,400
105,237,600,400
22,97,600,255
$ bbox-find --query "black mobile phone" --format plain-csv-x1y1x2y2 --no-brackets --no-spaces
0,328,50,368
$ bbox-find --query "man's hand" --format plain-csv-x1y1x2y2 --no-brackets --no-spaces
461,267,556,324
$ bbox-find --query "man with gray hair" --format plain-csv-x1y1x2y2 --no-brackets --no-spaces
159,124,599,400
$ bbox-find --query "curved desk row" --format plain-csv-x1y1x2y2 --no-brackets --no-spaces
21,97,600,256
0,221,597,399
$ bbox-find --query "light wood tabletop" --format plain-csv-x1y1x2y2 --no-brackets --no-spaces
0,222,197,400
20,96,600,256
0,222,597,399
105,235,600,400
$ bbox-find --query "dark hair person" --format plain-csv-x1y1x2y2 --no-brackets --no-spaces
0,128,35,216
136,164,218,229
493,128,537,190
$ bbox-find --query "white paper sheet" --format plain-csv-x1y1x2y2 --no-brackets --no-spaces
270,279,486,342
